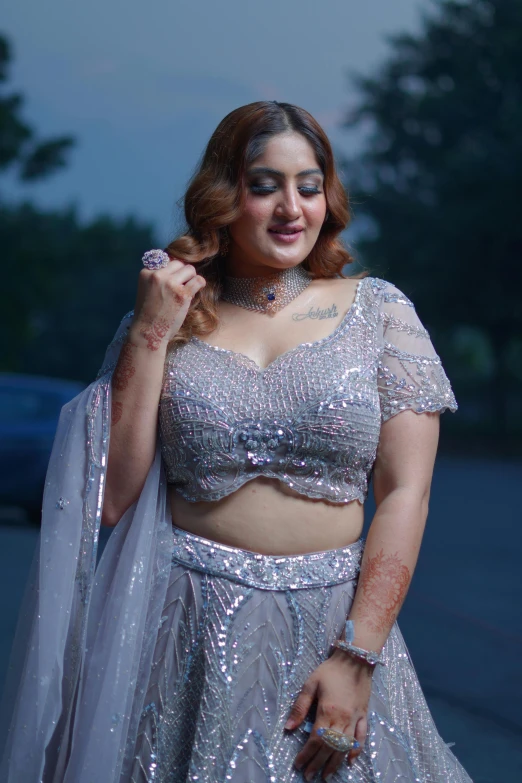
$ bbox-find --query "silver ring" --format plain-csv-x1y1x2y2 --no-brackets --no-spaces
316,727,360,753
142,249,170,270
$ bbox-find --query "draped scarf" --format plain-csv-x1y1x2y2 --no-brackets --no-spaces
0,312,174,782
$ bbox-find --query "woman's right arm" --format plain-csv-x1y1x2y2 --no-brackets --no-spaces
101,258,206,527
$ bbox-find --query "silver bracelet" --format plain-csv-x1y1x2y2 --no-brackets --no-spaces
331,620,385,667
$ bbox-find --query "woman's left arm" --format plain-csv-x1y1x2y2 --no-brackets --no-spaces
286,409,440,781
347,408,440,655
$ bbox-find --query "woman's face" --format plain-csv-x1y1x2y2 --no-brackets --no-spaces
227,132,327,276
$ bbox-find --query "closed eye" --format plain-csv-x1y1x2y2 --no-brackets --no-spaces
250,185,322,195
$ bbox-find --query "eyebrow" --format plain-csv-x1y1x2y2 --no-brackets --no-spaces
247,166,324,178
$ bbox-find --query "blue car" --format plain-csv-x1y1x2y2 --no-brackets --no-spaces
0,373,85,522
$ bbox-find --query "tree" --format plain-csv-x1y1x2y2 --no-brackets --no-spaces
0,32,156,381
1,202,155,382
343,0,522,439
0,34,74,183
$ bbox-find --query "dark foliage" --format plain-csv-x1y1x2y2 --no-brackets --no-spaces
1,202,155,382
343,0,522,445
1,32,156,383
0,35,74,183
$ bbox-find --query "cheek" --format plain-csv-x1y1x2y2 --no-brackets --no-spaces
304,199,327,229
239,196,273,228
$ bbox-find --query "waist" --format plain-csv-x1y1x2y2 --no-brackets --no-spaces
168,477,365,556
170,523,365,590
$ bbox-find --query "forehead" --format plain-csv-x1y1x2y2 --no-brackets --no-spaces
250,132,321,173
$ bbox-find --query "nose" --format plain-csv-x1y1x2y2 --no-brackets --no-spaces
274,185,302,220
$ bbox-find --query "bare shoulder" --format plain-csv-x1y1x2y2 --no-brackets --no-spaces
312,276,365,295
338,275,366,293
325,275,368,303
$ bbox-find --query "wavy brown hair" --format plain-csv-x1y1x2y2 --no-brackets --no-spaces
164,100,356,346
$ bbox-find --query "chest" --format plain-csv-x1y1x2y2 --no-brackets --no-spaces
158,306,384,502
161,310,382,426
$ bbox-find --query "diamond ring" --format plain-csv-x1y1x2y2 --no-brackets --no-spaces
142,249,171,270
316,727,360,753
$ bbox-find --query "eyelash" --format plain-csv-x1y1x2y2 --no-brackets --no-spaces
250,185,322,196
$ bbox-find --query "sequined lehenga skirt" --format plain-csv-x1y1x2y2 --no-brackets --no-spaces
128,526,472,783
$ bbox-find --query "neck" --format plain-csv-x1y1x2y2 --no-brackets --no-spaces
220,263,312,314
224,245,305,278
223,260,302,280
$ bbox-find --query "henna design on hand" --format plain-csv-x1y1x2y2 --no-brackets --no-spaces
139,317,170,351
112,341,136,391
357,549,410,633
111,400,123,427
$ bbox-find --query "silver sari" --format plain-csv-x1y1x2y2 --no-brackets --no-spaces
0,313,473,782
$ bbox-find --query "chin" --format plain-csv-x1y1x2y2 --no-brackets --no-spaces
264,244,311,264
263,255,306,270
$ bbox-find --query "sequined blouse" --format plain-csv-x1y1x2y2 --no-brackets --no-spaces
158,277,457,505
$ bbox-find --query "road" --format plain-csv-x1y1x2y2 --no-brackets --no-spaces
0,455,521,782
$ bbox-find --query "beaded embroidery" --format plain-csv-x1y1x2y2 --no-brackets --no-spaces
129,528,472,783
158,278,457,504
170,525,364,590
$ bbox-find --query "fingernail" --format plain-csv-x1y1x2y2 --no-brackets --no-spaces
284,719,294,729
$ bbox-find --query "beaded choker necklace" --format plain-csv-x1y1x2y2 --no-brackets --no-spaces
220,264,312,314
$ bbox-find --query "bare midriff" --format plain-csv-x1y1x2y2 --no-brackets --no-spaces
168,477,365,555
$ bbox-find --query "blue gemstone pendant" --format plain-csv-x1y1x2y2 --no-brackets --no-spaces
220,264,312,313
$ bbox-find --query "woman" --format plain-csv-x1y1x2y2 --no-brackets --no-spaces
0,101,473,783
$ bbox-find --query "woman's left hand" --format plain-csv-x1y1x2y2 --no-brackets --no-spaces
284,651,373,781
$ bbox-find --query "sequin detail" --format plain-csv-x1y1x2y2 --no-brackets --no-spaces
159,278,457,504
128,528,472,783
170,525,364,590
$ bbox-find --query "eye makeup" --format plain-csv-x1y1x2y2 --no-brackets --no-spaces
247,166,324,196
249,183,322,196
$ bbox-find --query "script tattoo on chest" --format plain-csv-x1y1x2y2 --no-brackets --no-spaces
291,303,339,322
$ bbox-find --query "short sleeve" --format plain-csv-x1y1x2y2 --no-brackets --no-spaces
377,282,457,422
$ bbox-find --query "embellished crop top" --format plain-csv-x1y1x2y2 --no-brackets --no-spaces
157,277,457,505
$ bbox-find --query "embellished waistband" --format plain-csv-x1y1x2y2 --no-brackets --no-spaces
171,525,364,590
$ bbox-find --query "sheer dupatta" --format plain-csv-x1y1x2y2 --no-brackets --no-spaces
0,312,174,782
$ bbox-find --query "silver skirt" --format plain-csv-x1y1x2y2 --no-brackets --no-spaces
128,526,472,783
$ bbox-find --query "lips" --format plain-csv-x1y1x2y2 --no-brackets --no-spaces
268,227,304,235
268,227,304,244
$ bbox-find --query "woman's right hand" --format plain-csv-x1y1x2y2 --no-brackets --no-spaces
130,257,207,350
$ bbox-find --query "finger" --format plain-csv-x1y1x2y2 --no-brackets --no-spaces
183,275,206,295
137,261,186,288
285,679,317,731
142,257,185,277
321,749,347,780
293,726,327,778
347,715,367,766
315,716,356,780
313,715,355,779
295,704,347,778
165,262,198,284
301,738,338,782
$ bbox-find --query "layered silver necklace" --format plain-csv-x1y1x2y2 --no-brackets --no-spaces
220,264,312,314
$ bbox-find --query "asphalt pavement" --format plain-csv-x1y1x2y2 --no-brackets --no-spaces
0,455,521,782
